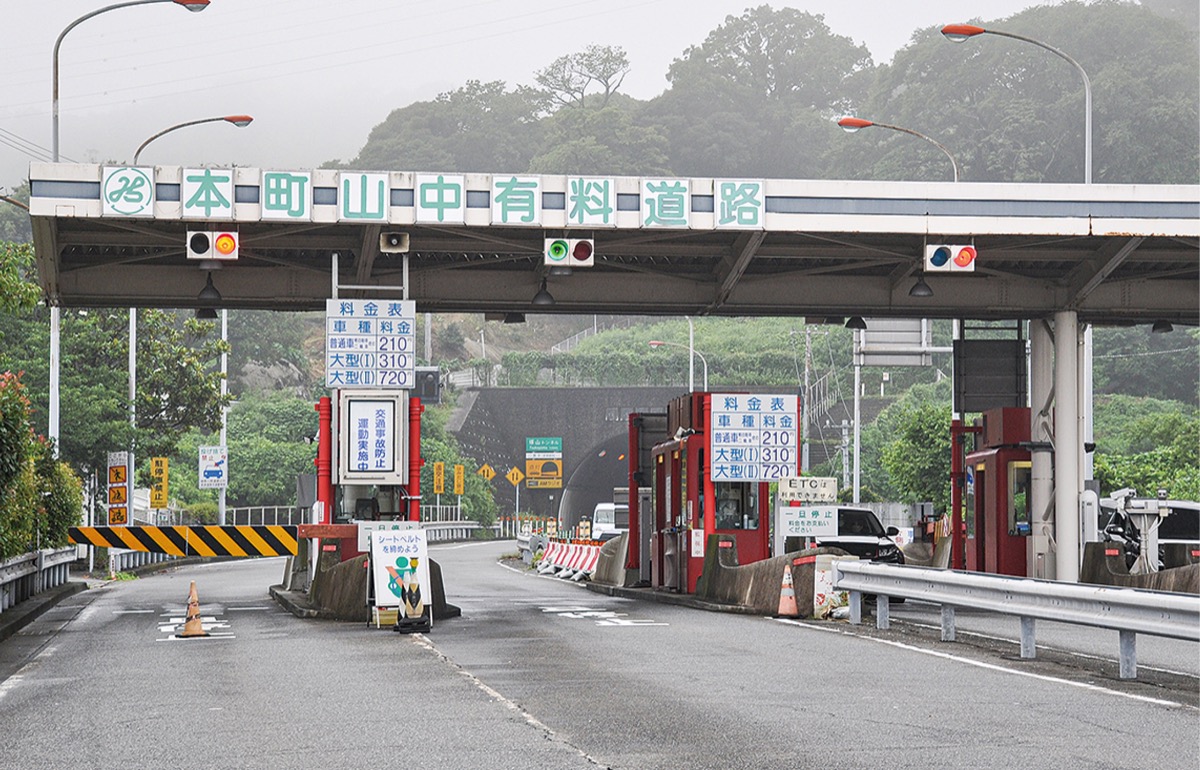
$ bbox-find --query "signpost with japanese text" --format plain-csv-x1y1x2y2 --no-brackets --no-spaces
325,299,416,389
524,437,563,489
337,391,407,485
150,457,169,510
107,451,130,525
775,476,839,556
709,394,799,481
369,527,431,627
198,446,227,490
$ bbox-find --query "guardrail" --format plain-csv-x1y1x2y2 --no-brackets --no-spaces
0,548,77,615
108,549,174,572
832,561,1200,680
423,521,484,542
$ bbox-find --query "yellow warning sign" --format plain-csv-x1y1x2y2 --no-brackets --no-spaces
108,485,128,505
525,458,562,489
477,463,495,481
453,464,464,495
506,467,525,486
108,466,126,485
433,462,445,494
108,507,128,525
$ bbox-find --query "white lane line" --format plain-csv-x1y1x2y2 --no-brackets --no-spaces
774,618,1194,710
410,634,604,766
0,646,56,704
113,610,155,614
227,607,270,611
897,618,1200,680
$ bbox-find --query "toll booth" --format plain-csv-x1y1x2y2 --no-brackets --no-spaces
965,407,1032,576
647,393,772,593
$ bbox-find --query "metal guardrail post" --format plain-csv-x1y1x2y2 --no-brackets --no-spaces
1019,617,1036,659
1119,630,1137,679
941,605,956,642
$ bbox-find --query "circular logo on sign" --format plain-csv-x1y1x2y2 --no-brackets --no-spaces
103,168,153,216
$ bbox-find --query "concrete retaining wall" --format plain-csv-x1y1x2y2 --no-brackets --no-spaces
1079,542,1199,594
693,534,849,617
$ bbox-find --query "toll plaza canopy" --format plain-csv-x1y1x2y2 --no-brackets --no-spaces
27,163,1199,323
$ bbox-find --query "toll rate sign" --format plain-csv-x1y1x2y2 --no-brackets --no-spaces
709,394,799,481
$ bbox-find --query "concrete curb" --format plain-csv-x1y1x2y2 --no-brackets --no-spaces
0,580,90,644
585,581,761,615
268,584,328,620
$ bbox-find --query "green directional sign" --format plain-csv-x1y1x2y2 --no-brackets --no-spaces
525,437,562,454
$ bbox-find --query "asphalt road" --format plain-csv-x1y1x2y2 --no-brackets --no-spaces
1,544,1196,769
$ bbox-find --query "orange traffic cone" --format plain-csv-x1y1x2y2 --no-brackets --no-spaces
179,580,209,638
777,566,799,617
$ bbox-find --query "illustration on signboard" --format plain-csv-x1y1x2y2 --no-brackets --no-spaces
384,555,424,618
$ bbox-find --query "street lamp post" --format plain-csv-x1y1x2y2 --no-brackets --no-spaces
648,339,708,392
133,114,253,164
837,116,961,182
49,0,211,460
941,23,1091,184
943,22,1096,581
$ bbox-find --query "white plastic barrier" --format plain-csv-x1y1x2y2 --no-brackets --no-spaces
535,541,601,581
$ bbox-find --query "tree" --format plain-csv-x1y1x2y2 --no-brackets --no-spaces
0,183,32,243
345,80,547,172
528,104,670,176
840,1,1199,183
535,45,631,109
0,305,230,476
881,400,953,515
646,6,872,178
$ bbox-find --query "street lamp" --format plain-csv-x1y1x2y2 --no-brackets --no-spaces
648,339,708,392
49,0,210,459
133,115,253,164
837,116,961,182
53,0,211,162
941,23,1092,184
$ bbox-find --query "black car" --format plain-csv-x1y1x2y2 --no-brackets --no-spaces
813,507,905,565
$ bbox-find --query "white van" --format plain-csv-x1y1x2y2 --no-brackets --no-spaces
591,502,629,542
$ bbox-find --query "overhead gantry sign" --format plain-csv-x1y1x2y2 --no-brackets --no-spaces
27,163,1198,323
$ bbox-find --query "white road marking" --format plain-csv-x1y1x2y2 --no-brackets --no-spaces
410,634,604,766
0,646,56,704
113,609,154,614
897,618,1200,680
774,618,1194,710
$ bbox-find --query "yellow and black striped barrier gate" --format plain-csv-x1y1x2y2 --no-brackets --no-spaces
69,525,298,558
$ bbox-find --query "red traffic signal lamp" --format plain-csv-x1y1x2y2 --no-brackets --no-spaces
924,244,976,272
544,237,594,267
187,230,239,260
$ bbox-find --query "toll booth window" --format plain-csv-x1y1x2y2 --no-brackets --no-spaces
1008,462,1032,536
715,483,758,530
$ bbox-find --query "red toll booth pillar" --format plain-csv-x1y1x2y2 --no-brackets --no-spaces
626,413,641,572
408,396,423,521
315,397,333,524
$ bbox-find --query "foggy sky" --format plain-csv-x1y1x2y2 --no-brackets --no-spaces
1,0,1051,189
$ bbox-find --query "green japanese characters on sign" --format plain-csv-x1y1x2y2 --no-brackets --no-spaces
491,175,541,225
102,167,154,217
716,180,764,229
567,177,615,226
339,172,388,221
416,173,465,224
642,178,690,228
262,171,312,221
182,168,233,219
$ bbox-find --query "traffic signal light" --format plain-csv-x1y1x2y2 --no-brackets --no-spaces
187,230,239,261
924,244,976,272
544,237,594,267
